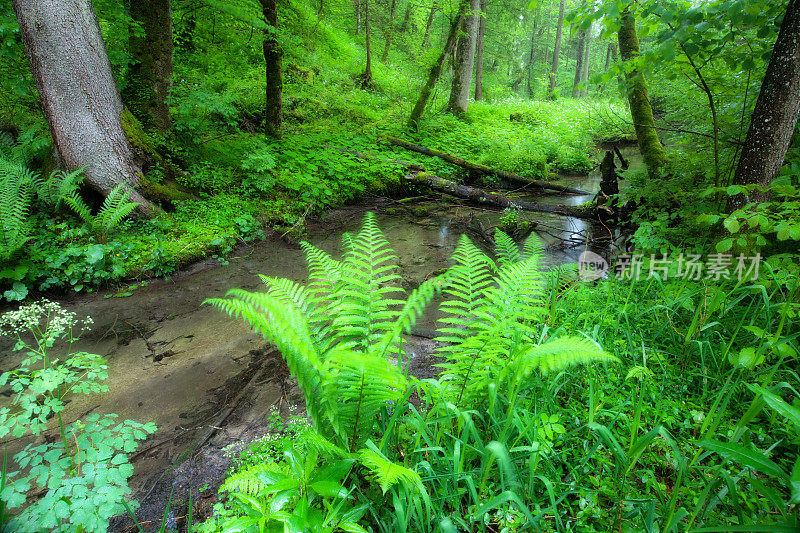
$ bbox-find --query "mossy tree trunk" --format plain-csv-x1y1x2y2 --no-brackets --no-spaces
359,0,373,87
126,0,174,131
13,0,159,217
448,0,480,114
617,8,666,177
408,1,467,128
572,28,586,98
421,5,436,49
548,0,565,96
474,0,486,101
580,21,591,98
261,0,283,138
381,0,396,62
729,0,800,209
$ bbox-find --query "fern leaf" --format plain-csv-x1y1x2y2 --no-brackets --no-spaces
358,445,422,494
494,229,520,266
511,336,618,382
220,463,286,496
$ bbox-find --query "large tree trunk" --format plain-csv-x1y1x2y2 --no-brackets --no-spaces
407,2,467,128
421,5,436,49
729,0,800,210
474,0,486,101
548,0,565,96
448,0,480,114
13,0,158,217
617,8,666,177
381,0,396,62
580,22,591,98
126,0,173,131
261,0,283,138
572,29,586,98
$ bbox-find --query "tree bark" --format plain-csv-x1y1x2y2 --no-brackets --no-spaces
13,0,158,217
729,0,800,210
421,5,436,49
400,3,413,33
381,0,396,62
354,0,362,34
617,8,666,177
548,0,565,96
600,42,612,95
126,0,174,130
406,170,597,220
407,2,466,128
580,22,591,98
261,0,283,138
572,28,586,98
474,0,486,101
447,0,480,114
387,137,589,194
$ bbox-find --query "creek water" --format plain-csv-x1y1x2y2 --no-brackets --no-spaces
0,163,627,529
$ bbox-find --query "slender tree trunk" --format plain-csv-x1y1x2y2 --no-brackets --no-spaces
525,22,542,96
421,5,437,49
448,0,480,114
13,0,158,217
572,29,586,98
408,2,467,128
729,0,800,210
261,0,283,137
381,0,396,62
617,8,665,177
400,3,413,33
548,0,565,96
580,22,591,98
358,0,374,87
355,0,361,34
126,0,173,130
474,0,486,101
600,42,612,95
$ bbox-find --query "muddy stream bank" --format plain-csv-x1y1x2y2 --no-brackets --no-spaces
0,166,625,530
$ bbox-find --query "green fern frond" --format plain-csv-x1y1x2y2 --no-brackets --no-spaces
358,446,422,494
324,348,408,450
40,168,84,208
0,157,36,259
205,290,331,432
510,336,618,383
220,462,286,496
62,190,93,225
494,230,520,266
333,212,405,351
436,235,495,344
95,184,139,234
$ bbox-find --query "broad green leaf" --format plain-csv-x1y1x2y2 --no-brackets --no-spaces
700,439,787,480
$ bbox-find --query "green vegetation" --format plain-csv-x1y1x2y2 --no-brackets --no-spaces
0,0,798,530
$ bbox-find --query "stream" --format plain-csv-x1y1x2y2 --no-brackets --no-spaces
0,162,627,530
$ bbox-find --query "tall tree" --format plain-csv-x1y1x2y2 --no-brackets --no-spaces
358,0,374,86
408,1,467,128
126,0,174,130
421,5,437,49
474,0,487,101
729,0,800,210
261,0,283,137
617,7,665,177
572,28,586,98
448,0,480,114
13,0,158,217
580,21,591,98
548,0,566,96
381,0,397,62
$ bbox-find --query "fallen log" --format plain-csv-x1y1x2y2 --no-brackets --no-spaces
386,136,589,195
406,170,599,220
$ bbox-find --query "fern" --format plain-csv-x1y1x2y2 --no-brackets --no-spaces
494,229,520,266
506,336,618,386
220,462,286,496
63,182,139,242
0,156,37,260
39,168,84,209
358,445,423,494
208,213,422,452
